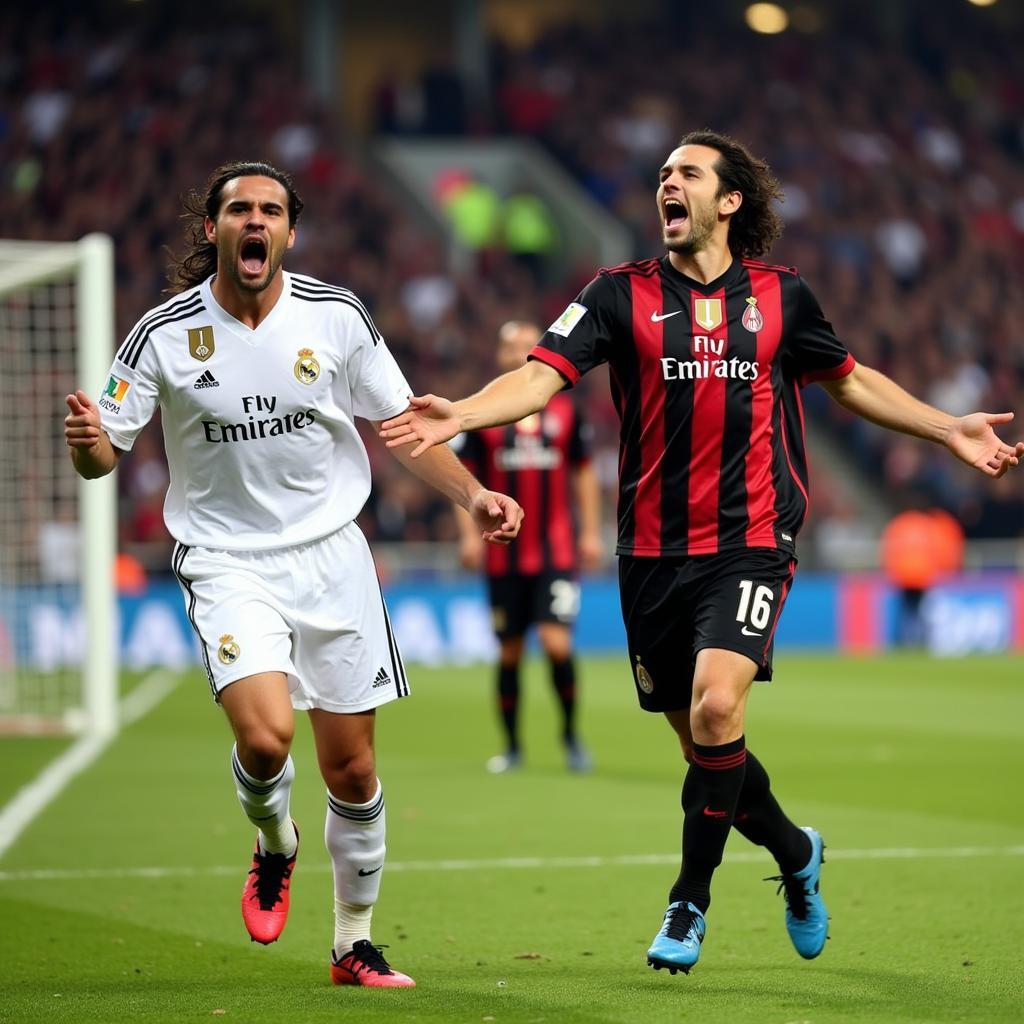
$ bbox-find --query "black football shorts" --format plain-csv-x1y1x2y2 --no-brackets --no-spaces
487,571,580,639
618,548,797,713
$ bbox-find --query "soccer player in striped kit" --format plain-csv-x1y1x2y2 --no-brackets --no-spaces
64,161,524,988
380,131,1024,974
452,320,602,774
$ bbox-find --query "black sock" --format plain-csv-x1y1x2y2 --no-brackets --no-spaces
497,663,520,753
669,736,747,913
548,656,577,743
732,750,812,874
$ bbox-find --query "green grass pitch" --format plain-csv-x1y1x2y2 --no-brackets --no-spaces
1,653,1022,1023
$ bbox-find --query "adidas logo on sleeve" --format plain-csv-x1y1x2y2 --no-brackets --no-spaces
194,370,220,389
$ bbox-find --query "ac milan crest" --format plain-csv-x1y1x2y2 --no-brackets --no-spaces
742,297,764,333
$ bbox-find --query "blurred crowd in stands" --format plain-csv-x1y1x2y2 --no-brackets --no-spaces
3,4,1022,579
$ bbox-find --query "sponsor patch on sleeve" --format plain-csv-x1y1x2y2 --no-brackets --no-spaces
548,302,588,338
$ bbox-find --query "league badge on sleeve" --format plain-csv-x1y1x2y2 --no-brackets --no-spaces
104,375,130,402
99,374,131,414
548,302,588,337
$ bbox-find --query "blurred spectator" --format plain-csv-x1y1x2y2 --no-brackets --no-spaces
436,170,502,252
115,551,148,596
501,189,558,283
881,507,965,646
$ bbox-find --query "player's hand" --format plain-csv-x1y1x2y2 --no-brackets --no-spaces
577,531,603,573
468,489,524,545
945,412,1024,478
380,395,461,458
64,389,103,452
459,534,485,570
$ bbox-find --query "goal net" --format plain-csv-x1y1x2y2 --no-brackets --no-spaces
0,236,117,736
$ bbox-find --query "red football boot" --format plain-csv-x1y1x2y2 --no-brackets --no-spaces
241,828,298,944
330,941,416,988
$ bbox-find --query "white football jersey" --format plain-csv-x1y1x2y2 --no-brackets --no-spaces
98,272,412,550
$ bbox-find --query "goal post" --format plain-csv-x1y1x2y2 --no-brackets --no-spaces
0,234,117,737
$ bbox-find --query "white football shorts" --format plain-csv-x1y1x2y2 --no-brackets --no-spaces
170,521,409,712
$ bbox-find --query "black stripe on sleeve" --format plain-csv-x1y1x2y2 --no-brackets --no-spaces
118,294,205,368
291,283,383,344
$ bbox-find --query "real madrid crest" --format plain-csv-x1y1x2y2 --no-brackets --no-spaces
634,655,654,694
218,634,241,665
294,347,320,384
742,296,764,333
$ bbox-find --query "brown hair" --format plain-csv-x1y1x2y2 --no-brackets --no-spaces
165,161,304,294
677,130,783,259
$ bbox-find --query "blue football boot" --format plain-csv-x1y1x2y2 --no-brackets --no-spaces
767,826,829,959
647,901,706,974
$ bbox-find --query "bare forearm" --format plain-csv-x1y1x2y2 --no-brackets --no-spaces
388,439,483,509
455,362,563,432
454,504,478,541
70,432,120,479
824,364,954,444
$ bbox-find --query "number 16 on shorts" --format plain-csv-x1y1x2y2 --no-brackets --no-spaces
735,579,776,638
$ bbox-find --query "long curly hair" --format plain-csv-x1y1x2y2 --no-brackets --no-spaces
165,160,304,294
677,130,783,259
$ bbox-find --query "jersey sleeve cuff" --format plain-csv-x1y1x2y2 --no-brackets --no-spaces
366,395,413,421
528,347,580,387
100,427,136,453
800,353,856,388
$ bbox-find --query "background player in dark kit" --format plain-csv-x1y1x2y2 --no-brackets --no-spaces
453,321,602,774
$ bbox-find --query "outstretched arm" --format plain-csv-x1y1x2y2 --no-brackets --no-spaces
65,389,122,478
373,423,524,544
379,360,565,458
822,363,1024,478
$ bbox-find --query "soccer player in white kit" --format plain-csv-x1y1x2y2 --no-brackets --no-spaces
64,161,524,989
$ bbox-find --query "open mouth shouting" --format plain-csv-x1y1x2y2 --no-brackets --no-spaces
663,199,688,232
239,234,269,280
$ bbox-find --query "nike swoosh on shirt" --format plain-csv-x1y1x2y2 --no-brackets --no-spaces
650,310,683,322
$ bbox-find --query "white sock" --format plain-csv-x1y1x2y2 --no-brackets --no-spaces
333,901,373,954
325,780,386,952
231,744,298,856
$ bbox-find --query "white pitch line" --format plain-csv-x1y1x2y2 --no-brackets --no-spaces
1,844,1022,884
0,669,180,861
118,668,180,727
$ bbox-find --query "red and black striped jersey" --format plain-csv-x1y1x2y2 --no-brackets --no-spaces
454,393,591,576
531,256,854,558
